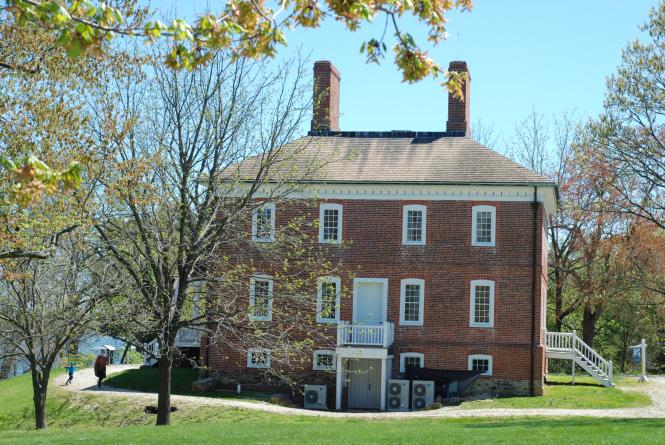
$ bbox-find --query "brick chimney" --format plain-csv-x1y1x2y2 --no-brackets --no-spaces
446,61,471,136
311,61,341,132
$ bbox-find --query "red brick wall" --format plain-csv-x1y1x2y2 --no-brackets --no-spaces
311,61,340,131
204,198,547,389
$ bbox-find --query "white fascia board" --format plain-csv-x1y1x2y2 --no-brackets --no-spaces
225,183,558,220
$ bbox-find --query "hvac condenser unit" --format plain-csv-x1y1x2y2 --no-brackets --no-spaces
386,379,410,412
303,384,327,410
411,380,435,410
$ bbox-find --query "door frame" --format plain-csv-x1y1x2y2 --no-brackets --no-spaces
352,278,388,323
347,358,382,410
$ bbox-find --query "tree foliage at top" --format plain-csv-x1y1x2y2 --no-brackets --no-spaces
3,0,471,94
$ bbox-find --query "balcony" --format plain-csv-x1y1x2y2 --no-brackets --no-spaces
336,321,394,348
175,327,201,346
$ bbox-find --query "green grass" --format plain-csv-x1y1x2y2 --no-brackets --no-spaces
105,368,275,402
461,374,652,410
0,370,661,444
1,417,665,445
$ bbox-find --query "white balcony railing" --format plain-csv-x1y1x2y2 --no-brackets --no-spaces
336,321,394,347
176,327,201,344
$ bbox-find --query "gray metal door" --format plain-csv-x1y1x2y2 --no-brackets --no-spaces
348,359,381,409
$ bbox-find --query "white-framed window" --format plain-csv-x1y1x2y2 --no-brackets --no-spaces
247,348,271,368
399,278,424,326
402,205,427,245
319,203,343,243
472,205,496,246
468,354,493,376
252,202,276,242
400,352,425,373
249,275,273,321
312,349,336,371
316,276,341,323
469,280,494,328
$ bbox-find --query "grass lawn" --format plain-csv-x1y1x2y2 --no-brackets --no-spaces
1,417,665,444
0,370,661,444
105,368,275,402
461,374,652,409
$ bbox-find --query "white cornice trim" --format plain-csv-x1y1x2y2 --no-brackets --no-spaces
225,183,558,220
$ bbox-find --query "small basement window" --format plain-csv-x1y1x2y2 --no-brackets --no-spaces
400,352,424,373
468,354,492,376
313,350,336,371
247,349,271,369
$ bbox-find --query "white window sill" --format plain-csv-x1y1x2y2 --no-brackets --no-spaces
316,318,339,324
402,241,426,246
469,322,493,328
399,321,424,326
472,242,495,247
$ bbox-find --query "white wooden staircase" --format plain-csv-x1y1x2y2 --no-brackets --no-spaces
545,331,613,387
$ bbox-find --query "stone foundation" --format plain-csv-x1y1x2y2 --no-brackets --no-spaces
462,378,543,398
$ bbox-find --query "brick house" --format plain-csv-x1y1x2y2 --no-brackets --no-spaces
202,60,560,410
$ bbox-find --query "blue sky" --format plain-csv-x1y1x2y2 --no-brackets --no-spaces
151,1,658,141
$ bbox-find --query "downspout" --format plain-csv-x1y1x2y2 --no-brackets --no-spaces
529,187,538,396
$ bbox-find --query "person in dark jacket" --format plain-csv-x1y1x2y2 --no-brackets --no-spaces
94,351,108,388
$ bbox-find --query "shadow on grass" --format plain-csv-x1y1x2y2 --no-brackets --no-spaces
544,380,602,388
463,418,665,430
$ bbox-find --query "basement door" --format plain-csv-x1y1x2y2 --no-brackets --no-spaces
347,359,381,410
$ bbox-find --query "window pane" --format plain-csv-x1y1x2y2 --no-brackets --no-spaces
407,210,423,242
404,284,421,322
256,208,273,239
472,358,489,373
404,356,422,370
474,285,491,324
316,353,334,369
253,280,271,317
320,281,337,320
251,350,268,367
475,211,492,243
323,209,339,241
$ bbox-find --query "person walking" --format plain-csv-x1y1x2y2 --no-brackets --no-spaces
94,351,108,388
65,363,76,386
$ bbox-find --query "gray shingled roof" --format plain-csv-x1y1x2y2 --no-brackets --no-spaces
234,133,555,186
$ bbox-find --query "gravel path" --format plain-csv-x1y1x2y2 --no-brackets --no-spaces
56,366,665,419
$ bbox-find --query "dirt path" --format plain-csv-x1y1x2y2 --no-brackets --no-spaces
56,366,665,419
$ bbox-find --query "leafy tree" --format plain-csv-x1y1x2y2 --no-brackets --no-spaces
93,50,340,425
3,0,471,94
584,3,665,230
0,235,124,429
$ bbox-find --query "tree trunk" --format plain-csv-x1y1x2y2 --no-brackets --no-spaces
0,355,17,379
31,368,50,430
156,350,173,426
582,305,602,348
120,343,131,364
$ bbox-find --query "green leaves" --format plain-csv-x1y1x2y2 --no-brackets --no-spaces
8,0,473,88
1,154,83,207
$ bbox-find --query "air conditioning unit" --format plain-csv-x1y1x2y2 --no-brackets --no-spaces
386,379,410,412
411,380,435,410
303,384,327,410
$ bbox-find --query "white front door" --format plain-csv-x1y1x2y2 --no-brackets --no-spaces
353,280,386,324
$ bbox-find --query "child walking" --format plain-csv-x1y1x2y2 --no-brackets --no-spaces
65,363,76,386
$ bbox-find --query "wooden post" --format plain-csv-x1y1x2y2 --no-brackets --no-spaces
639,339,648,382
571,360,575,385
335,356,343,410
